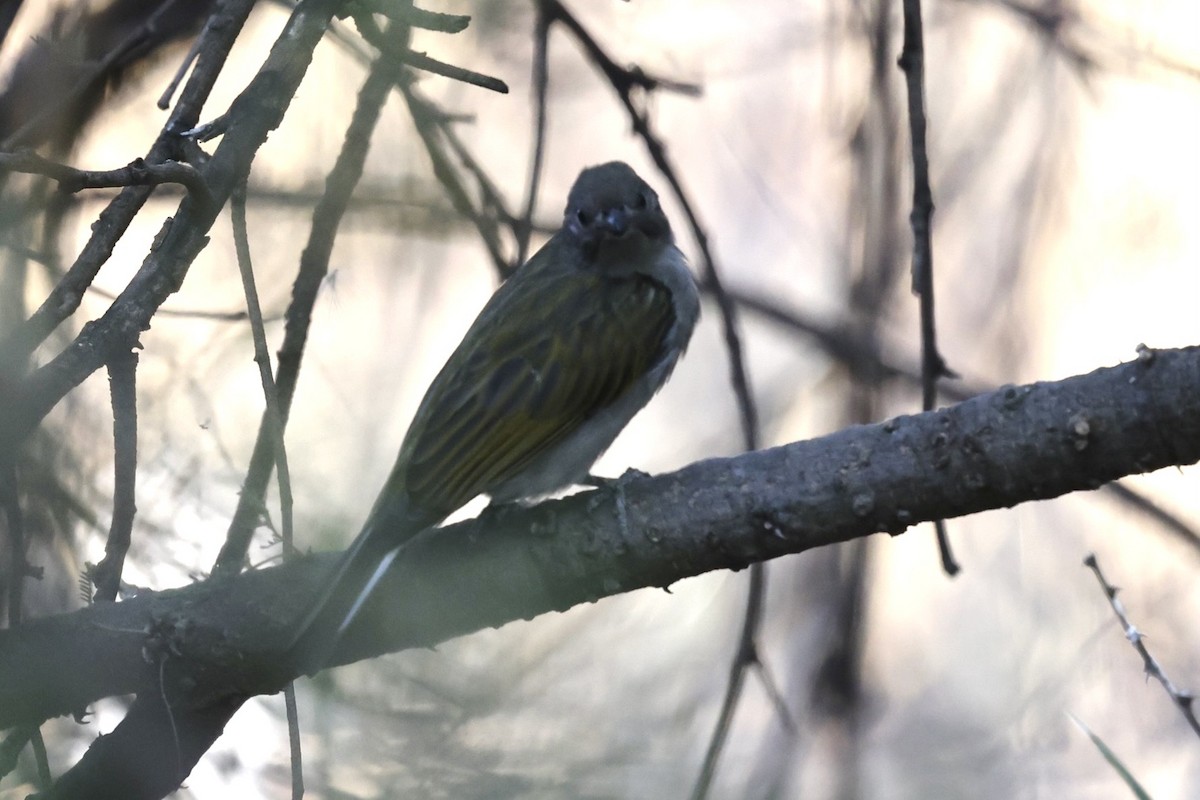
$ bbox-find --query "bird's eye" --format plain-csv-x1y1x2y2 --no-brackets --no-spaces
631,192,648,210
575,209,591,226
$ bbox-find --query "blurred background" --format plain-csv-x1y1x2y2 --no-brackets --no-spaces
0,0,1197,798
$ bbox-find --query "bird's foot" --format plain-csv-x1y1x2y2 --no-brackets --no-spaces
583,469,648,542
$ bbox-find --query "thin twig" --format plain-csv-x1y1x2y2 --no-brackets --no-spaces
1083,553,1200,739
229,183,295,560
689,563,766,800
0,463,50,789
212,31,401,576
28,727,50,789
717,288,1200,560
0,0,257,382
752,657,797,735
283,685,304,799
536,4,771,794
91,347,140,602
157,31,204,110
0,460,51,786
345,13,524,275
2,466,32,625
353,8,507,93
359,0,470,34
402,49,509,93
540,0,758,449
1100,483,1200,560
0,0,189,150
516,5,551,266
399,81,513,274
230,180,302,796
899,0,959,576
0,151,214,208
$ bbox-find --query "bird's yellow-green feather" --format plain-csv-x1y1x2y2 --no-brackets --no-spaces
398,266,675,514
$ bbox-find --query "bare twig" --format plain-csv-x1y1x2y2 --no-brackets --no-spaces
0,0,257,383
516,4,552,266
230,180,302,797
336,13,524,275
284,685,304,800
539,0,757,449
0,723,50,788
0,460,50,789
399,82,514,274
157,32,204,110
753,655,798,735
28,728,50,790
0,0,193,150
352,8,507,93
402,49,509,93
91,347,140,602
534,4,771,795
1100,483,1200,560
0,152,212,208
359,0,470,34
6,2,349,795
7,345,1200,732
213,29,402,576
1083,553,1200,739
899,0,960,576
229,181,295,571
721,289,1200,559
978,0,1200,82
689,564,766,800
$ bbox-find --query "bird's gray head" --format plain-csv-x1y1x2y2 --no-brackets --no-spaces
563,162,672,263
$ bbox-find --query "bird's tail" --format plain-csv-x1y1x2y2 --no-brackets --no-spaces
288,497,437,674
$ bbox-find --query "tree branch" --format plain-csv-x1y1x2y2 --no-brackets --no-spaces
213,20,404,578
0,0,344,461
0,151,213,206
1,344,1197,731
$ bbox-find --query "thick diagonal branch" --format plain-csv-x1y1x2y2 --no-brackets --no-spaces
1,344,1197,731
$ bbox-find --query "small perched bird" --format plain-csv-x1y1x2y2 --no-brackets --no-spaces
290,161,700,671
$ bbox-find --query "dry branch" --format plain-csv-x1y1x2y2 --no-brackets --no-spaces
2,344,1197,731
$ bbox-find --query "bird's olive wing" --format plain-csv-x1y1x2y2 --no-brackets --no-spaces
402,271,676,513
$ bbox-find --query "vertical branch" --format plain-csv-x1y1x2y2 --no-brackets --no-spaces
28,725,51,789
0,463,41,628
0,724,51,789
899,0,959,575
804,4,900,795
229,183,294,562
516,5,552,266
689,563,766,800
533,5,772,795
212,47,401,577
91,347,140,602
0,0,254,371
399,82,513,275
0,462,49,789
538,0,758,450
229,181,303,798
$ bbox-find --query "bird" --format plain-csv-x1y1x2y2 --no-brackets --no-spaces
289,160,700,673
